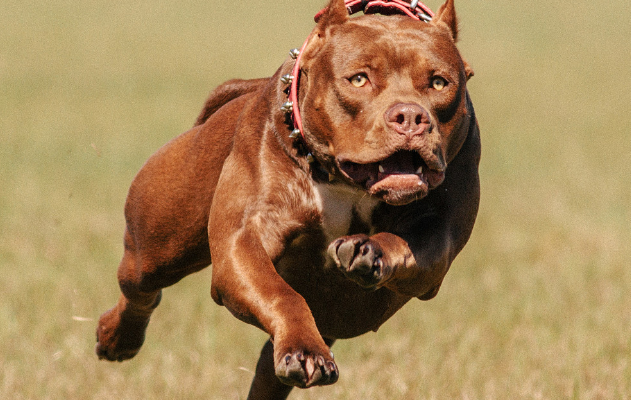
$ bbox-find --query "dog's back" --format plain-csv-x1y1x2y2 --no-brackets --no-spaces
195,78,269,126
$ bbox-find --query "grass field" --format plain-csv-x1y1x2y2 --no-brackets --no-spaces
1,0,630,398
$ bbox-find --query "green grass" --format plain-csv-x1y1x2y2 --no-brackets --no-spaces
1,0,630,398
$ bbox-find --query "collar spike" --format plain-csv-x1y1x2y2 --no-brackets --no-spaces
281,101,294,113
289,129,301,139
280,74,294,85
289,48,300,59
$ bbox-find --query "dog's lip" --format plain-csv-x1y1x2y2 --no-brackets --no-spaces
337,150,445,190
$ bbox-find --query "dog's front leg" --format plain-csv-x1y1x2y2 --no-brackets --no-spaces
328,230,452,299
210,223,338,388
208,167,337,389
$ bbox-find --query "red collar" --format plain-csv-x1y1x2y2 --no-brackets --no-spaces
283,0,434,147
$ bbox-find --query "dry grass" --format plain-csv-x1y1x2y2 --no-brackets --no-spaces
1,0,630,398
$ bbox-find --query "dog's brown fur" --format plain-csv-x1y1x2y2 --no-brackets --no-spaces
96,0,480,398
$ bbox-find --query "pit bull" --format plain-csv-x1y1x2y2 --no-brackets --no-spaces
96,0,480,398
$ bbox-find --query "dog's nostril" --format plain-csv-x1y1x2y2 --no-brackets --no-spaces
386,103,429,135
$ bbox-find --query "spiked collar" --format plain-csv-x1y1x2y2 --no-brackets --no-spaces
280,0,435,161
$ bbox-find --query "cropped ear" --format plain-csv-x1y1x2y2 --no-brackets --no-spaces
433,0,459,42
463,59,474,81
302,0,349,62
314,0,349,36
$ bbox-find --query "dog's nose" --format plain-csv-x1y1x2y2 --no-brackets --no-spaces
385,103,431,137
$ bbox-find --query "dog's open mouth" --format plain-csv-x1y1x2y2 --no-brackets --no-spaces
338,151,445,204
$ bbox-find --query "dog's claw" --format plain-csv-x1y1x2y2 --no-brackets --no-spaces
276,350,338,388
316,355,325,366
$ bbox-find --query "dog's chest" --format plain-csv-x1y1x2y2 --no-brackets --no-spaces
274,182,379,278
314,182,380,243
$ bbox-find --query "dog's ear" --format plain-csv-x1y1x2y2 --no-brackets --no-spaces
463,59,474,81
433,0,459,42
315,0,349,33
302,0,348,62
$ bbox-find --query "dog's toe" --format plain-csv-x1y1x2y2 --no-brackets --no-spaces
95,341,140,362
95,308,147,362
276,350,338,388
329,235,385,288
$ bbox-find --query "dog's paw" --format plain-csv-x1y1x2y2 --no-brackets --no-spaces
95,307,148,362
274,347,338,388
328,235,387,289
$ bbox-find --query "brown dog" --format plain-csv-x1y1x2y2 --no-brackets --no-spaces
96,0,480,398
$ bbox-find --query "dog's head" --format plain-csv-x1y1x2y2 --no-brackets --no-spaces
296,0,474,206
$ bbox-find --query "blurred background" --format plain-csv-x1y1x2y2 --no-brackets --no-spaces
1,0,630,398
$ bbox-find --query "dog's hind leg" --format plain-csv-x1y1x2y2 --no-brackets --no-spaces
247,339,294,400
96,116,229,361
96,227,211,361
95,249,160,361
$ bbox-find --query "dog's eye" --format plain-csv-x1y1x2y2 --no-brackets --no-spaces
349,74,369,88
432,77,447,91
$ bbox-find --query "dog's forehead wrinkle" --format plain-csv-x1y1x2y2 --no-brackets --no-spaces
329,19,425,58
327,36,443,83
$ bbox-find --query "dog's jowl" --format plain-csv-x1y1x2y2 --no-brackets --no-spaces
96,0,480,398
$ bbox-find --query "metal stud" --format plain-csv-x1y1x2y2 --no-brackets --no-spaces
281,101,293,113
289,48,300,59
289,129,301,139
280,74,294,85
418,12,432,22
410,0,419,10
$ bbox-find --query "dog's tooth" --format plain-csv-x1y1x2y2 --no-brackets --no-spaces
289,48,300,59
289,129,301,139
306,153,315,163
280,101,293,113
378,164,385,173
416,166,423,174
280,74,294,84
